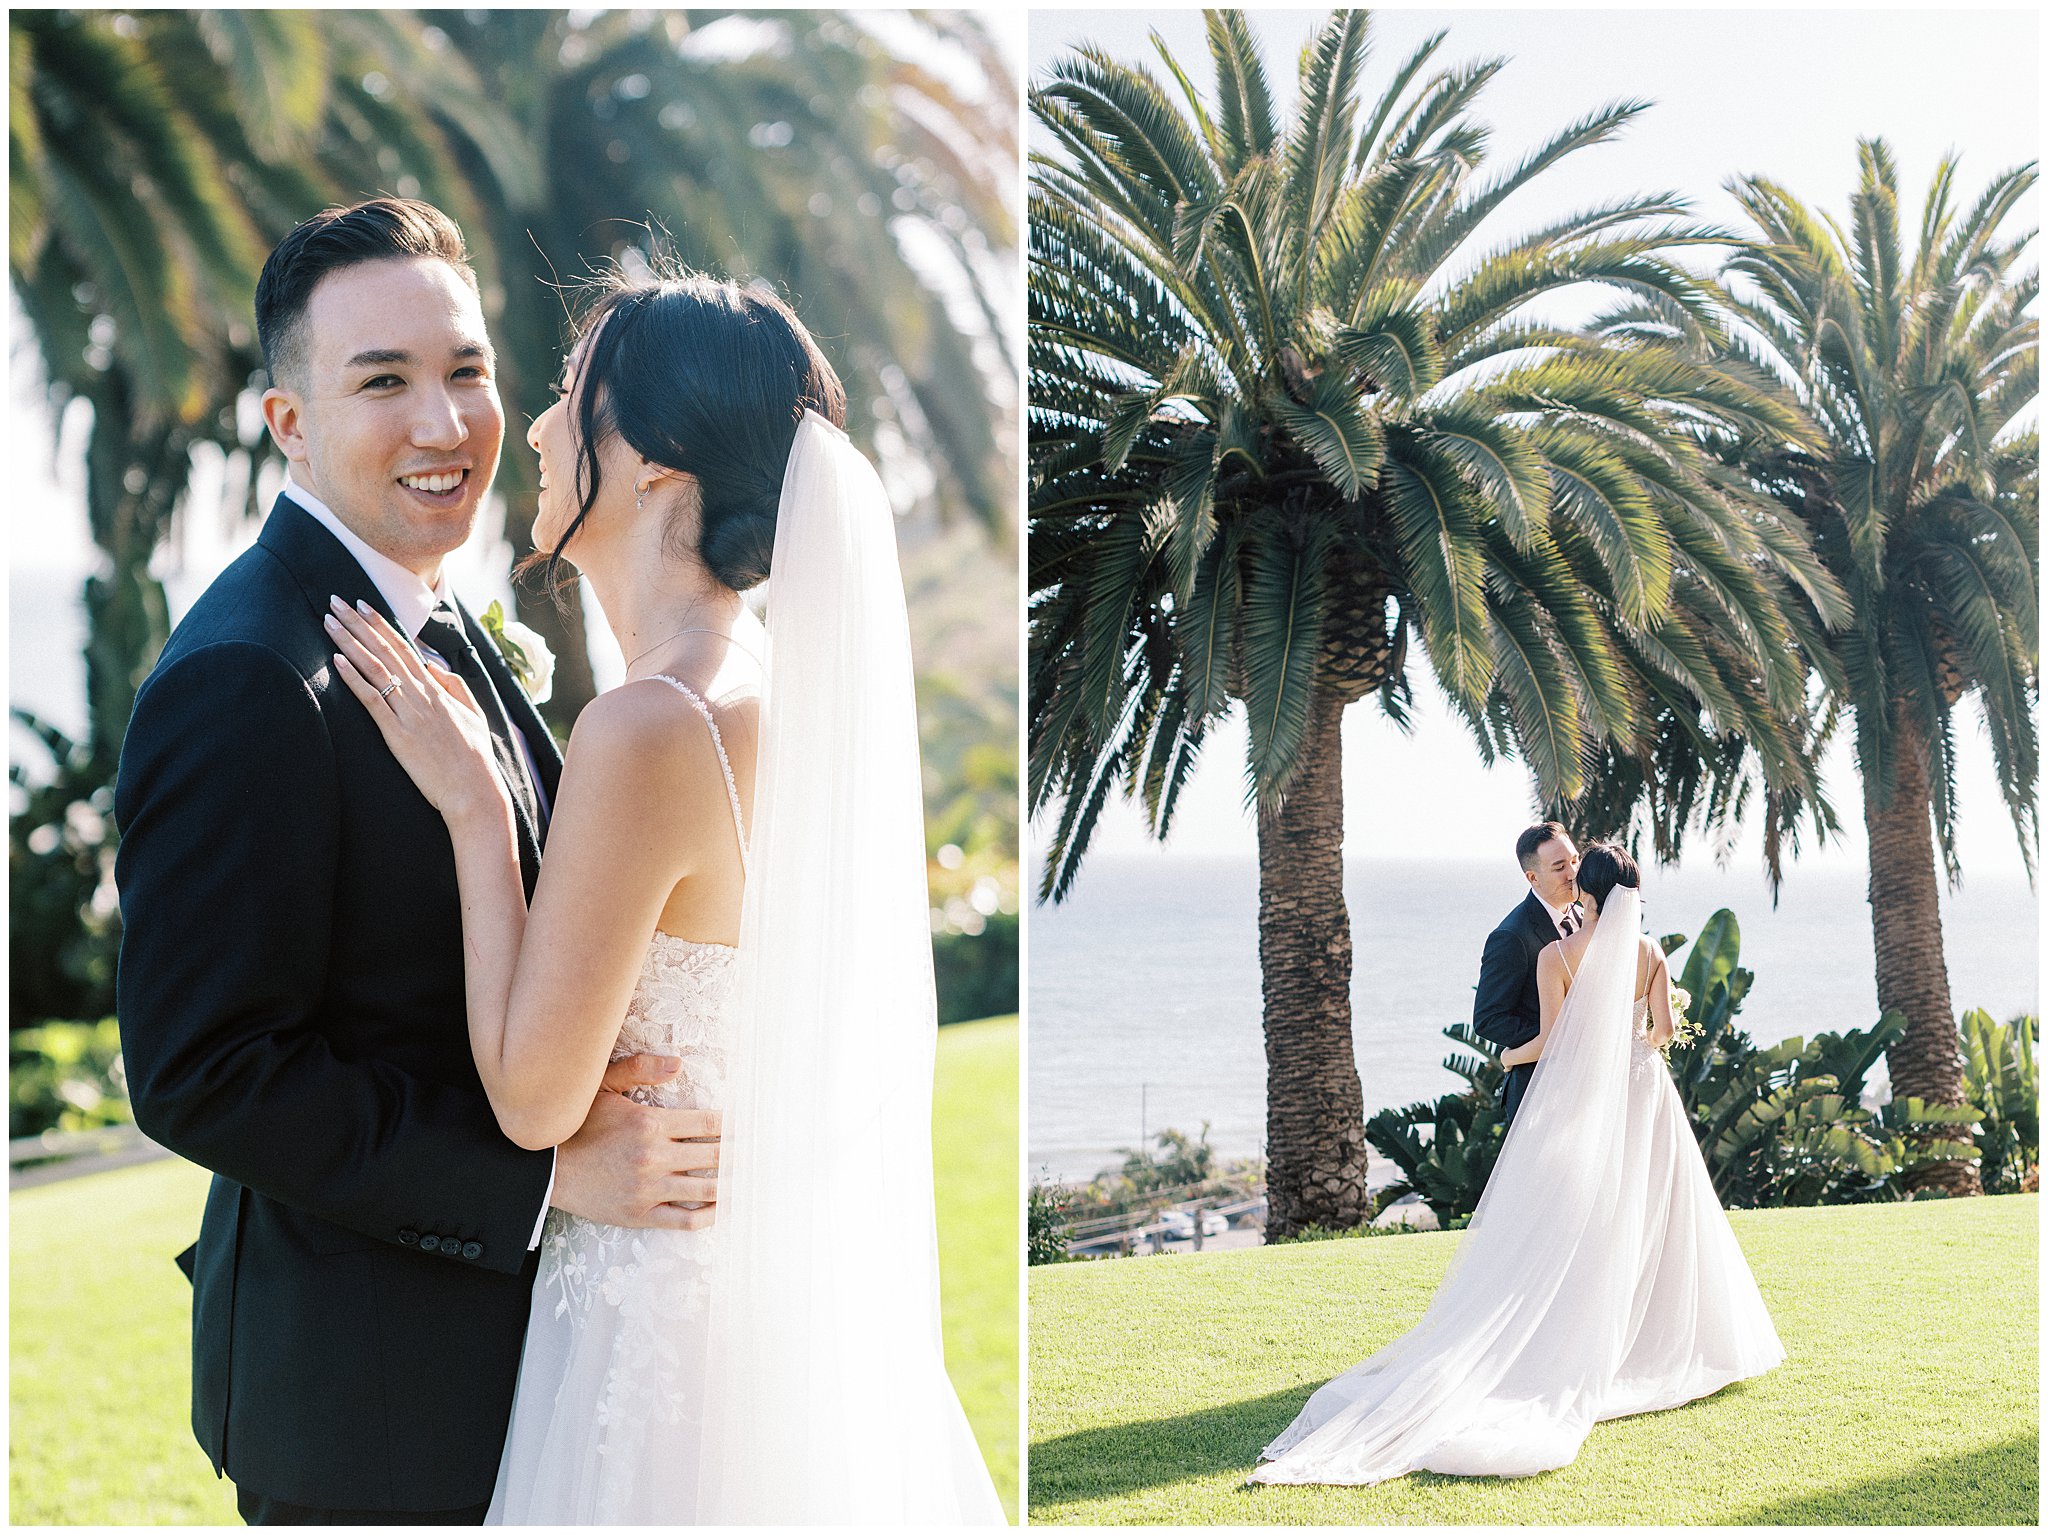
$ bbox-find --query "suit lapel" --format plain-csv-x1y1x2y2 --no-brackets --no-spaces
258,494,401,633
260,497,553,884
456,600,563,809
1519,891,1559,948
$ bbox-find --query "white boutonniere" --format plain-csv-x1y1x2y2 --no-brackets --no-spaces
479,600,555,704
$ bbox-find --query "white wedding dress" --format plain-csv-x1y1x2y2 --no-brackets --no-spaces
1254,887,1783,1486
488,678,743,1525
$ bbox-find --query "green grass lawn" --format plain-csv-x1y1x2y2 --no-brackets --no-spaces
11,1014,1019,1525
1031,1194,2037,1525
935,1014,1021,1520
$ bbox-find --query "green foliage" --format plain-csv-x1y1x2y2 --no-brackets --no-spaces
933,911,1019,1027
1119,1124,1218,1193
10,1018,128,1139
9,712,119,1030
1364,1021,1507,1224
915,546,1021,1027
1029,1178,1077,1266
1962,1009,2040,1194
1270,1211,1472,1245
1659,912,1982,1204
1061,1124,1263,1223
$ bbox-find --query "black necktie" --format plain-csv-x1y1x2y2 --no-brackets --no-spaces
416,606,544,836
1559,909,1578,937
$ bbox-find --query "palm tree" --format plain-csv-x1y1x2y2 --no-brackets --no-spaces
15,9,1019,736
13,9,270,779
11,9,520,769
1719,143,2039,1195
1029,11,1846,1234
424,8,1019,722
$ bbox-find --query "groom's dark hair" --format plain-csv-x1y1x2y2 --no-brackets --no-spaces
1516,821,1571,872
255,197,478,384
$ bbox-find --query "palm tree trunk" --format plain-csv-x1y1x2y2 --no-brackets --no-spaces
82,379,183,781
1862,707,1980,1196
1257,691,1371,1236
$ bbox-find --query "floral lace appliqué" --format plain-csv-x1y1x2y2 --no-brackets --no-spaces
533,931,734,1520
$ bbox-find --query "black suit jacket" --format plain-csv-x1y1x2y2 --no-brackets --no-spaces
1472,892,1566,1127
114,495,565,1511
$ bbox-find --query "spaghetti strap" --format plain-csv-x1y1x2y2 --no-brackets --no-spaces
641,674,750,876
1557,940,1577,985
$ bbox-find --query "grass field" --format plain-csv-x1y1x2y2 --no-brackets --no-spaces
11,1014,1019,1525
1030,1194,2037,1525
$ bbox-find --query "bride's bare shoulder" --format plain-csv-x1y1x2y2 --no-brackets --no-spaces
558,680,743,803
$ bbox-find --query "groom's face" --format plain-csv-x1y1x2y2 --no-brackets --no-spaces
1525,835,1580,908
261,256,503,580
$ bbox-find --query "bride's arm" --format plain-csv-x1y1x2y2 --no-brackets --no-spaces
328,603,727,1150
1643,941,1677,1048
1500,946,1567,1068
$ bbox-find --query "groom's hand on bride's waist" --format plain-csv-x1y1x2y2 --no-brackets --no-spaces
548,1053,721,1230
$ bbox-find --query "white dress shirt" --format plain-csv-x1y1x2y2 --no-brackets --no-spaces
282,478,556,1248
1536,892,1582,940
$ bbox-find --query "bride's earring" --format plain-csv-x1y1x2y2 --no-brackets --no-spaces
635,482,648,514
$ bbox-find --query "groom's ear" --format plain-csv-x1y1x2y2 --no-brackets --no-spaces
261,386,310,465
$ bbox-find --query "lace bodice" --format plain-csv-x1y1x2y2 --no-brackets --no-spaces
613,931,738,1110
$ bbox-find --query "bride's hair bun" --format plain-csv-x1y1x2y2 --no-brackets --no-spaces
1575,841,1640,913
531,261,846,597
694,469,784,592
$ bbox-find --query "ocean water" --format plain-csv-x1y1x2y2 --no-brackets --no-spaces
1028,851,2040,1184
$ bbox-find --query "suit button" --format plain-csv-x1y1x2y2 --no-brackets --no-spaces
398,1229,419,1247
419,1234,441,1253
461,1241,483,1261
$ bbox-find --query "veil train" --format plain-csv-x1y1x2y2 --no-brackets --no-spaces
694,412,1004,1523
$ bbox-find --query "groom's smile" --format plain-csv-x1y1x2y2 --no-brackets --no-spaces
261,255,504,583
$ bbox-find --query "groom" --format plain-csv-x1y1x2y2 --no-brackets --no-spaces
1472,822,1582,1129
115,199,718,1524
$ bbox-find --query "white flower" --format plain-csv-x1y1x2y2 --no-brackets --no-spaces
480,599,555,704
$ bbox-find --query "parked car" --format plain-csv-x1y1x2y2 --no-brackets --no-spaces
1158,1209,1228,1239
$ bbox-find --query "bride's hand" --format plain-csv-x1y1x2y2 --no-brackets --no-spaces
325,597,509,828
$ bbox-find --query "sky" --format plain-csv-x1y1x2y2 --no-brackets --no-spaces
1027,6,2040,880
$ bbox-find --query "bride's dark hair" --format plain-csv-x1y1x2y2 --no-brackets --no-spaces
529,261,846,597
1575,842,1640,913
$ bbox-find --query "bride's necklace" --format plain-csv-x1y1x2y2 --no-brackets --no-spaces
624,624,762,674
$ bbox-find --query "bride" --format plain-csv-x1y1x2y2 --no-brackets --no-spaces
325,269,1003,1524
1252,843,1784,1486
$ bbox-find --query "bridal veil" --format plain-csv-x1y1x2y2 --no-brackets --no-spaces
1254,886,1782,1485
694,411,1004,1523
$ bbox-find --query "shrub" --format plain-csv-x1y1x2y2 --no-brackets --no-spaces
1962,1009,2039,1194
10,712,120,1030
1365,1023,1507,1226
932,909,1018,1025
10,1017,129,1139
1028,1177,1075,1265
